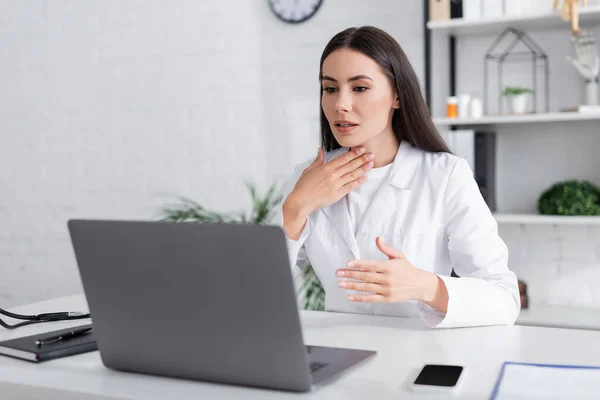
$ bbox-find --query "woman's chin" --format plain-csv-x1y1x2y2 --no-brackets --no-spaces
334,135,364,148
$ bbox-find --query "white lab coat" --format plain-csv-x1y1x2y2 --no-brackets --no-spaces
271,141,520,328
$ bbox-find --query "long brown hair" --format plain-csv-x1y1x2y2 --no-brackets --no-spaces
319,26,450,153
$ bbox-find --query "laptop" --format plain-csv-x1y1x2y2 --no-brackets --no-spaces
68,219,376,392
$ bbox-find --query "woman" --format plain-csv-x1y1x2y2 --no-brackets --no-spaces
272,26,520,328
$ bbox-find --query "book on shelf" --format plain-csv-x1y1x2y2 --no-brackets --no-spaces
560,105,600,114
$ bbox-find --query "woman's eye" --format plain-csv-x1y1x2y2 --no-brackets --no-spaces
323,87,338,93
354,86,368,92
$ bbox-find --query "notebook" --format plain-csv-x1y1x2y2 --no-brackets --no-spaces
490,361,600,400
0,324,96,362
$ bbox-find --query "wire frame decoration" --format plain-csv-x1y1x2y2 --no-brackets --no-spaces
484,27,549,115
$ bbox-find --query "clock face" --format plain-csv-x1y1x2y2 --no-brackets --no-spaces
268,0,323,24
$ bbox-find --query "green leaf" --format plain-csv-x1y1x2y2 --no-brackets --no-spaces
503,86,534,96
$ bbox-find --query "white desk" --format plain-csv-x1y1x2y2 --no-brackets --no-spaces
2,294,600,400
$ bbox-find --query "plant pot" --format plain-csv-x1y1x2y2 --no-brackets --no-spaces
507,94,529,114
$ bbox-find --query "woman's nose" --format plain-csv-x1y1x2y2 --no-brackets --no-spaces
334,90,351,113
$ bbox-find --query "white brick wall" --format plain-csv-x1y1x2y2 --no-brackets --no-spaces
1,0,268,307
0,0,424,307
2,0,599,315
500,224,600,307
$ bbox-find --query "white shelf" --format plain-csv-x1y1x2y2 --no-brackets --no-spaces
494,214,600,225
517,302,600,331
427,6,600,36
433,111,600,126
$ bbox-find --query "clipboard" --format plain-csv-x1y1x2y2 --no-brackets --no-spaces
490,361,600,400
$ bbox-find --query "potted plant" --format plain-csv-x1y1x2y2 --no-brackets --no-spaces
159,182,326,311
538,180,600,216
503,86,533,114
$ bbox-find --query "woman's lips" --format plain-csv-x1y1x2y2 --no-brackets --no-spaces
334,123,359,134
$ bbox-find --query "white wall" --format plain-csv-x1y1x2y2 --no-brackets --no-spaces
500,223,600,308
261,0,425,180
0,0,425,307
1,0,268,307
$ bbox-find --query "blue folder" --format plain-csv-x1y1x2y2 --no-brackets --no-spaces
490,361,600,400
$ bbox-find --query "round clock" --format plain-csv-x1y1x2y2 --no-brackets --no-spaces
268,0,323,24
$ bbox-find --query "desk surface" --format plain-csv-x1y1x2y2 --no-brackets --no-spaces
1,294,600,400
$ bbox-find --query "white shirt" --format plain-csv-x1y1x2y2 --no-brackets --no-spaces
348,164,392,235
271,141,520,329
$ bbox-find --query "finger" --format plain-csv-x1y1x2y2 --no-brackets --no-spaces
343,259,387,273
336,269,386,283
339,175,368,195
327,146,366,170
376,236,406,260
337,156,375,185
338,280,387,294
348,294,386,303
334,152,374,179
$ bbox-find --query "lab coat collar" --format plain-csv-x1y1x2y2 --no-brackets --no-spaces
388,140,421,190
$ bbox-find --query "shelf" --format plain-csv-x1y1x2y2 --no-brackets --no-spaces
494,214,600,225
517,302,600,331
433,111,600,126
427,6,600,37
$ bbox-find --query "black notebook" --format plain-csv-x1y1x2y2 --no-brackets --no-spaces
0,324,97,362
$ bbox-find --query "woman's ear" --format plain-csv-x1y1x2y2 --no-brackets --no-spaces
393,93,400,109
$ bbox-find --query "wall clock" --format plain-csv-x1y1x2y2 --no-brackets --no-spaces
268,0,323,24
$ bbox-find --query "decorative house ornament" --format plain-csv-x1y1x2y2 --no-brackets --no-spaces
484,27,549,115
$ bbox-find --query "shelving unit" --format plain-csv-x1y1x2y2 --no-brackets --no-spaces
423,2,600,330
494,213,600,225
433,111,600,127
427,6,600,37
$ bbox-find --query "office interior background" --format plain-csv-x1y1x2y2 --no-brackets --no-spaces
2,0,600,330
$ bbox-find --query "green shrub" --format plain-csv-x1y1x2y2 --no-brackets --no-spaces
538,180,600,216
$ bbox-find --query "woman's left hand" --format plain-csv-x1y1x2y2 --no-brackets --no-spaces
336,236,431,303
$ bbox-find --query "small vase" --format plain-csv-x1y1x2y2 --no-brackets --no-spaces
508,94,528,114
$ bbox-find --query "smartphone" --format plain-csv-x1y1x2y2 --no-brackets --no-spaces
409,364,464,392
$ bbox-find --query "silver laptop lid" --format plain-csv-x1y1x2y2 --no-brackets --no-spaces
68,219,313,392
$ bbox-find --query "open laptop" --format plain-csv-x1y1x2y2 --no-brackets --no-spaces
68,219,376,392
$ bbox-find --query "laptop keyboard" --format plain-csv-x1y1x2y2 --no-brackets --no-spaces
309,361,329,373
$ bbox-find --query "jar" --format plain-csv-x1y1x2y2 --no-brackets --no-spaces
470,97,483,119
446,96,458,118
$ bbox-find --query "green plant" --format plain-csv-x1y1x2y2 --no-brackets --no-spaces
299,261,325,311
159,182,325,310
538,180,600,216
160,182,281,224
503,86,534,96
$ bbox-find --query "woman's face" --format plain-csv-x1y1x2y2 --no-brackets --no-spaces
321,48,399,149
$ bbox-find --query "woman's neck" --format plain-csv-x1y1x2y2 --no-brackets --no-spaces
352,131,399,168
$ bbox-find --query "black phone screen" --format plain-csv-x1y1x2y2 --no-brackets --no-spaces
413,364,463,387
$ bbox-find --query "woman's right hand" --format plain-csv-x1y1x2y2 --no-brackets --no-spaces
282,146,374,240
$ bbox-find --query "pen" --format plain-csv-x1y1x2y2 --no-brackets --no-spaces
35,326,92,347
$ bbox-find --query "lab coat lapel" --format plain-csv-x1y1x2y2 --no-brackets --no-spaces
355,141,421,236
320,148,361,259
321,196,361,259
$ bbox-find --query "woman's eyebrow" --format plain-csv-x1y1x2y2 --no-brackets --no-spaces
321,74,374,83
